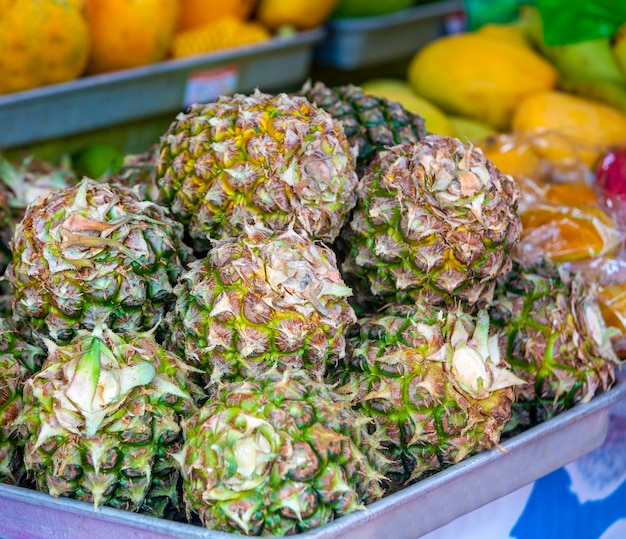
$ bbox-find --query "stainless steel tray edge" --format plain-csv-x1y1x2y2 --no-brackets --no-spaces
0,28,325,150
313,1,464,70
0,378,624,539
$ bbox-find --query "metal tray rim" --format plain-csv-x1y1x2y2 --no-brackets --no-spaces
0,28,326,106
1,376,624,539
325,1,464,31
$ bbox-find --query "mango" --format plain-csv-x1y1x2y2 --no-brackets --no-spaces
407,33,558,130
360,78,457,137
512,91,626,169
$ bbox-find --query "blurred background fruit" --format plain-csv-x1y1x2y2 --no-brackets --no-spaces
171,16,271,58
176,0,257,32
84,0,179,74
0,0,89,94
511,90,626,169
255,0,340,31
406,32,559,130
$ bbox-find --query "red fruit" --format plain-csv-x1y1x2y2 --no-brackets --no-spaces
595,146,626,200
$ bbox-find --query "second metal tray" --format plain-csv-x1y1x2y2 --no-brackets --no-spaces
313,1,465,70
0,377,624,539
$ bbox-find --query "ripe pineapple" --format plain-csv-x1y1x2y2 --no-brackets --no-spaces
0,318,46,485
298,81,428,173
14,324,202,515
166,225,356,384
332,303,522,485
342,135,521,311
175,369,387,535
171,17,271,59
155,89,359,251
489,260,621,432
6,179,192,344
0,0,89,94
0,155,78,273
107,144,160,201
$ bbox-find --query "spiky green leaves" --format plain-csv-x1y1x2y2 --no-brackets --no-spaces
6,179,192,344
166,226,357,384
489,260,620,430
15,326,201,515
333,304,521,485
298,81,428,173
176,369,386,535
341,135,521,310
155,89,359,250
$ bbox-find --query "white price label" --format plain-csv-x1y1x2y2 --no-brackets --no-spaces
182,65,239,108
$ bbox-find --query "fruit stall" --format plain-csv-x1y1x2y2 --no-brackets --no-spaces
1,1,626,538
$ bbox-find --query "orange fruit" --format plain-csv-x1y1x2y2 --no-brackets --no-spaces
85,0,179,74
177,0,257,32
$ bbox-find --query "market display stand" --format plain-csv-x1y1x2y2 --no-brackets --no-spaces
1,3,626,539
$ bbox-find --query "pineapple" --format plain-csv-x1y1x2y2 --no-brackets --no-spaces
298,81,428,173
175,369,387,535
0,154,78,273
6,178,192,345
332,303,522,486
155,89,359,252
0,318,46,485
171,16,271,59
489,260,621,432
0,0,89,94
342,135,522,311
166,225,356,384
14,324,203,515
107,144,160,201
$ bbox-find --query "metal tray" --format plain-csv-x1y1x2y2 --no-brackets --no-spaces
0,377,624,539
0,29,325,150
313,1,465,70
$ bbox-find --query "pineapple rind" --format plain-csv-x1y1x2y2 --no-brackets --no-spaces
166,226,357,384
177,369,387,535
299,81,428,173
6,179,192,344
155,89,359,250
342,135,521,309
490,260,620,430
15,327,202,515
332,303,518,486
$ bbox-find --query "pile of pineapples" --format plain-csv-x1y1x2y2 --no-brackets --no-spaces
0,83,622,536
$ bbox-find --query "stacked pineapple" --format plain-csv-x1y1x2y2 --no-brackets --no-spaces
0,81,622,536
